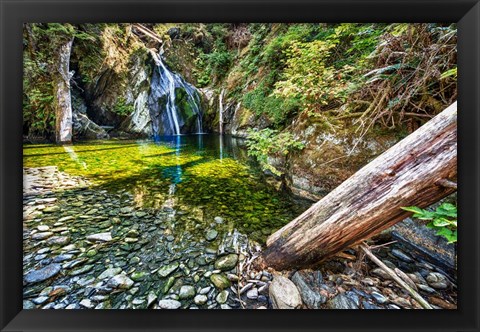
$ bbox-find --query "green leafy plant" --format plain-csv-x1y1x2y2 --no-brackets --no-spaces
401,203,457,244
245,128,304,176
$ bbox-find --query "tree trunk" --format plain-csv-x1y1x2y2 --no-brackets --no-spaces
219,88,225,135
263,102,457,271
54,38,74,144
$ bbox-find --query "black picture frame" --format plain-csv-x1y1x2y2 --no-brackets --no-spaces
1,0,479,331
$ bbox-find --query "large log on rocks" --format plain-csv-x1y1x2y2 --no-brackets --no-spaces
263,102,457,270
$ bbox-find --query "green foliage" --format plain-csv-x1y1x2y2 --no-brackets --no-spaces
112,97,134,116
402,203,457,244
242,87,300,127
245,128,304,176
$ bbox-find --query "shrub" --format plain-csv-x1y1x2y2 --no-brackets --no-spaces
245,128,304,176
402,202,457,244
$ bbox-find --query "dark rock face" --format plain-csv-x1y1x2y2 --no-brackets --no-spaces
291,270,326,309
392,217,457,275
24,264,61,284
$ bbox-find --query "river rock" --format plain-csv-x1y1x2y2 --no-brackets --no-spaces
24,263,61,284
326,293,359,309
158,262,179,277
98,267,122,280
158,299,182,309
426,272,449,289
80,299,94,309
107,274,134,289
179,285,196,299
269,275,302,309
37,225,50,231
205,229,218,241
214,216,224,224
194,294,208,305
86,232,112,242
216,290,229,304
32,232,53,240
46,236,70,246
210,273,231,289
214,254,238,271
371,291,389,304
246,288,258,300
291,270,326,309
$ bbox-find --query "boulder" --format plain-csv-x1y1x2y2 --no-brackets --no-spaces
269,275,302,309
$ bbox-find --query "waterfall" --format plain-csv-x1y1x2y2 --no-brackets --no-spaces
148,51,203,138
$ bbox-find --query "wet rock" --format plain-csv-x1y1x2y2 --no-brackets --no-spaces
147,292,158,307
205,229,218,241
371,291,388,304
53,254,74,263
216,290,229,304
158,262,179,277
43,206,60,213
269,275,302,309
32,232,53,240
46,236,70,246
199,287,211,295
239,283,253,295
98,267,122,280
131,271,147,281
291,270,326,309
23,300,36,309
86,232,112,242
58,216,74,222
80,299,94,309
426,272,448,289
179,285,196,299
32,296,49,305
246,288,258,300
371,268,391,280
194,294,208,305
69,264,94,276
362,301,381,309
24,263,61,284
326,293,359,309
158,299,182,309
210,273,231,290
214,254,238,271
37,225,50,231
417,284,436,294
391,248,414,263
107,274,134,289
214,216,224,224
391,297,412,308
163,277,175,294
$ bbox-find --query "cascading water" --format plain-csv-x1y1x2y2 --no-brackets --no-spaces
148,51,203,138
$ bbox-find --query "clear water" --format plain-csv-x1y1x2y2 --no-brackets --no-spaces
23,134,308,243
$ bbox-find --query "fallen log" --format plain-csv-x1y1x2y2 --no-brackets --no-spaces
263,102,457,270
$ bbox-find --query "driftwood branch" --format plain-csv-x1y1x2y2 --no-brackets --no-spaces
360,244,433,309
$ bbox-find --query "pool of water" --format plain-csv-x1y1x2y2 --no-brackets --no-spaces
23,134,308,243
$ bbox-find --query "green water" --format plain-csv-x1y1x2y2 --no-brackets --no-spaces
23,134,308,242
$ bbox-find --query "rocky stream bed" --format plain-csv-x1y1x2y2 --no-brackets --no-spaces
23,167,457,310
